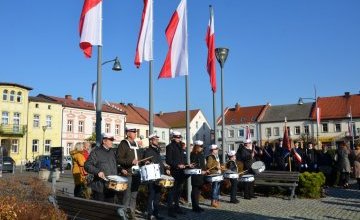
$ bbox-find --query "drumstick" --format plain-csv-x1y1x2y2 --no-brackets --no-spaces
137,156,153,163
206,165,217,172
238,170,248,175
185,163,197,167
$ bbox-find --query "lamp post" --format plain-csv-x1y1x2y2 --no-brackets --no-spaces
42,126,47,155
298,86,319,147
215,47,229,164
95,57,122,147
347,106,355,149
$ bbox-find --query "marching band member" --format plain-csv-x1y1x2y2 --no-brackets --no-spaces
226,150,239,204
116,126,142,219
206,144,222,208
84,134,117,202
142,133,169,220
166,131,189,217
237,139,255,199
190,140,207,212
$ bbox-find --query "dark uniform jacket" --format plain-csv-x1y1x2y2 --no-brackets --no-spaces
166,140,186,179
84,145,117,193
116,139,142,175
190,152,206,186
142,145,165,175
226,160,238,172
238,146,254,171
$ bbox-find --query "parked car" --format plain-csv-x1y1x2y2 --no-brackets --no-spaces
2,156,15,173
63,156,72,170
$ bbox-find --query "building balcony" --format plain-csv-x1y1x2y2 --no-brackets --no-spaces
0,124,26,137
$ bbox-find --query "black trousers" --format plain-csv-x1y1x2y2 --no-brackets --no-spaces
243,181,254,199
147,182,161,216
191,185,201,209
167,177,186,208
92,189,115,203
340,172,350,186
122,174,141,210
230,179,238,201
74,184,83,198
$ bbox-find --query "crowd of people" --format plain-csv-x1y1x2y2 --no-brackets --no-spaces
69,128,360,220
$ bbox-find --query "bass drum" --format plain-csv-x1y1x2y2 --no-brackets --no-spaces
251,161,265,174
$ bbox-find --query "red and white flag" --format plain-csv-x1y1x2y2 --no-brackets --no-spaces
293,149,302,163
158,0,188,78
246,126,251,142
316,107,321,126
134,0,153,68
79,0,102,58
206,5,216,92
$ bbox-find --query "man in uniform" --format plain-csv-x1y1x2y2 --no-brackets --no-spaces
117,127,142,219
84,134,117,202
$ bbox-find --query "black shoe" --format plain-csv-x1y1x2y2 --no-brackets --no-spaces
251,196,257,198
154,215,164,220
230,199,239,204
168,210,177,218
198,207,205,212
192,207,201,213
147,215,156,220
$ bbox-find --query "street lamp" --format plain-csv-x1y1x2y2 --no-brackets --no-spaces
42,126,47,154
95,57,122,147
347,106,355,149
298,86,319,147
215,47,229,164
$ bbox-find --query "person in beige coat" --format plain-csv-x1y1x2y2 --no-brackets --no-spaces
353,144,360,190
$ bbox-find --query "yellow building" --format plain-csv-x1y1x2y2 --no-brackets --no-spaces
27,95,62,161
0,82,32,165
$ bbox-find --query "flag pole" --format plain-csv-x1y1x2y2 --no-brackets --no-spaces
95,46,102,147
185,75,191,205
213,92,217,145
149,0,154,135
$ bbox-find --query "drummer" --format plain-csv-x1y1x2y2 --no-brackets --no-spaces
84,133,118,202
237,139,256,199
206,144,222,208
190,140,208,212
226,150,239,204
141,133,169,220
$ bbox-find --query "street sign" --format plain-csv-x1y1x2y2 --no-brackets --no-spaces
50,147,63,171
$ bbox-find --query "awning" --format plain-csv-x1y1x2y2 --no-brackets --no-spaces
319,137,335,142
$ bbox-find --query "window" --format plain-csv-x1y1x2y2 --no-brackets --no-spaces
2,89,8,101
287,126,291,136
105,123,110,133
136,129,140,138
35,104,39,108
9,90,15,101
78,121,84,133
250,129,255,137
11,139,19,153
322,123,328,133
115,124,120,135
46,115,52,128
295,126,301,135
66,143,72,155
13,112,20,132
162,131,165,140
218,129,222,138
45,140,51,153
48,105,51,110
2,111,9,125
304,125,309,134
92,122,96,133
238,129,244,137
16,92,22,102
67,120,73,132
265,128,271,137
229,144,235,151
33,115,40,128
274,127,280,136
32,139,39,152
335,124,341,132
196,121,199,129
228,129,234,138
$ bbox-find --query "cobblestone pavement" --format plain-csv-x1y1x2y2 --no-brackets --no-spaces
4,169,360,220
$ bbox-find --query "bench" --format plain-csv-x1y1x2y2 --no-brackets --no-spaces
254,170,300,199
55,192,128,220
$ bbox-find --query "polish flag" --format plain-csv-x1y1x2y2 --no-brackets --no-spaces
158,0,188,78
134,0,153,68
316,107,321,126
79,0,102,58
206,5,216,92
246,126,251,142
293,149,302,163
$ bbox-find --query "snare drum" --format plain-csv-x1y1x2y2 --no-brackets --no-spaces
239,174,254,182
205,174,224,182
131,165,140,174
223,171,239,179
106,175,128,191
156,175,175,188
184,169,201,175
251,161,265,174
140,164,161,182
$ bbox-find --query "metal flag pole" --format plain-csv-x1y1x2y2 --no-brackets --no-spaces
149,0,154,135
95,45,103,147
185,75,191,206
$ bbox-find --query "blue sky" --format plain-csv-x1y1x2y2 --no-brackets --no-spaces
1,0,359,126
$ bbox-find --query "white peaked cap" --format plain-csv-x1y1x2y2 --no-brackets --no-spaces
194,140,203,146
227,150,236,157
210,144,218,150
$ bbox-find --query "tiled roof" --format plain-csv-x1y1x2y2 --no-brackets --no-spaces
0,82,32,90
312,94,360,120
261,103,313,123
37,94,126,115
128,105,170,128
217,104,266,125
156,109,200,128
111,103,148,125
29,96,59,104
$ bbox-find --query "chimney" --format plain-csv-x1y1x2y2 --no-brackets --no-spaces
128,103,133,106
235,103,240,111
77,97,84,101
65,95,72,100
119,102,124,105
344,92,350,97
159,111,163,116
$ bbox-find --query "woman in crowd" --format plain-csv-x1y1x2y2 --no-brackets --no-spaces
70,142,88,197
353,143,360,190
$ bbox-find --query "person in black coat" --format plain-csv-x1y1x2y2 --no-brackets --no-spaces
237,140,255,199
304,143,318,172
166,131,190,217
226,150,239,203
142,134,169,220
84,134,118,203
190,140,208,213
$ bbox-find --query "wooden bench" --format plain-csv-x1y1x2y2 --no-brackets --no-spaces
254,171,300,199
55,192,128,220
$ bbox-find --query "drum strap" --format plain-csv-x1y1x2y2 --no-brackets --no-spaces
125,140,139,163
